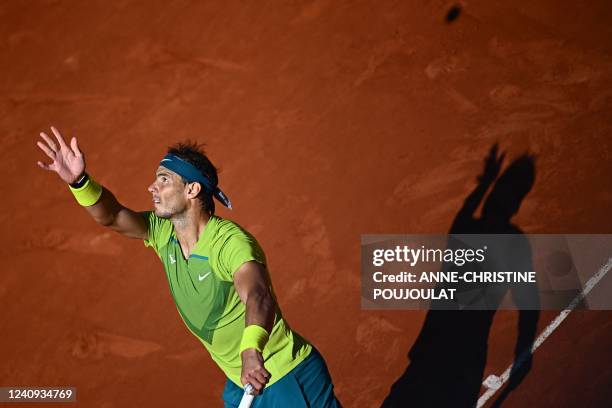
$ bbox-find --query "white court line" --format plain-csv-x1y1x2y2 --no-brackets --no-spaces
477,256,612,408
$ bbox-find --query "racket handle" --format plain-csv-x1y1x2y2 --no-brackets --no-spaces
238,383,255,408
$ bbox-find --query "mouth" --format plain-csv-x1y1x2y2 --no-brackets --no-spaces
152,197,161,205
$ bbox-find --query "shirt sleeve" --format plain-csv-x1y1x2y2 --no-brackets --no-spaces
139,211,172,254
217,230,267,280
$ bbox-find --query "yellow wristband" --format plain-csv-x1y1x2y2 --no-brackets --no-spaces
239,325,269,354
69,177,103,206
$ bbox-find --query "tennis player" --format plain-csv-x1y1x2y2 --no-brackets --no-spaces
36,126,341,407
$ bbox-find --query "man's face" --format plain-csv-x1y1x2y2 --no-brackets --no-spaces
147,166,188,219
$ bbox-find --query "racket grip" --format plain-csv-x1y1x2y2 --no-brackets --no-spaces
238,383,255,408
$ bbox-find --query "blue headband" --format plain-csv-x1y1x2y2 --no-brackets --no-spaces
160,153,232,210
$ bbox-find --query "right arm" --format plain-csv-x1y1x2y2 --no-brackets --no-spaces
450,143,505,232
36,126,148,240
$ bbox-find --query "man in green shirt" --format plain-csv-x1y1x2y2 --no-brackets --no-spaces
36,126,341,407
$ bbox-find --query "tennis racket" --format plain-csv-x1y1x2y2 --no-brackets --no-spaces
238,383,255,408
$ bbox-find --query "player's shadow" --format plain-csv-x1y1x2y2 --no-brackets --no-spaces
381,145,541,408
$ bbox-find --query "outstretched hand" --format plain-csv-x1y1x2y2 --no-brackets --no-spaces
36,126,85,184
478,143,505,184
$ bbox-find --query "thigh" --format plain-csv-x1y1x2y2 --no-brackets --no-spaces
222,374,309,408
222,349,341,408
291,348,342,408
222,378,244,408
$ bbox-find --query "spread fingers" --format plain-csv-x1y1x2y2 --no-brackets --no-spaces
37,140,56,160
39,132,58,152
50,126,68,149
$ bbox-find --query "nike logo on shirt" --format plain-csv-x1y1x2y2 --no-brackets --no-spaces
198,272,211,281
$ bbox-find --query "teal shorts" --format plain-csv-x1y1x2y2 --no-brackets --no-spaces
222,347,342,408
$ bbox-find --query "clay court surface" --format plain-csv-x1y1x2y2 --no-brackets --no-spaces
1,1,611,407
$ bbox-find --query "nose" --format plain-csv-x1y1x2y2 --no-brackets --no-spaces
148,182,157,194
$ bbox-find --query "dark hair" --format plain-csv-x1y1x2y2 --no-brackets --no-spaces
167,141,219,215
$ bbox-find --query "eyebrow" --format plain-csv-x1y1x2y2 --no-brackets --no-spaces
156,171,171,178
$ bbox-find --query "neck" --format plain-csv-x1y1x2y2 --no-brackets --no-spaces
172,206,211,258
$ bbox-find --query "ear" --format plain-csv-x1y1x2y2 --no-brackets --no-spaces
186,182,202,199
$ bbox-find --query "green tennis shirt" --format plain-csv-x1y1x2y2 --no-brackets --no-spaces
141,211,312,386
